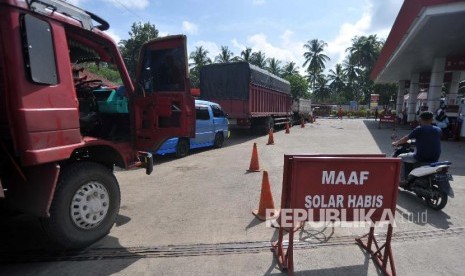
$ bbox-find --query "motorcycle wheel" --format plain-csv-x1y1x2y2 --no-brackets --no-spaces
425,185,448,210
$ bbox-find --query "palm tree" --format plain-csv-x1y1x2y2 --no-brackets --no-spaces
341,55,362,102
215,46,234,63
312,74,330,102
346,35,383,70
189,46,212,69
303,39,330,92
327,64,346,98
189,46,212,87
266,58,282,76
250,51,267,69
342,55,361,82
282,61,299,77
236,47,253,62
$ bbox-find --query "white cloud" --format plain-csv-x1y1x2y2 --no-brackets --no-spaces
104,30,121,43
324,0,402,71
158,31,169,37
103,0,149,10
252,0,266,5
182,21,199,35
193,40,220,60
326,8,372,66
231,38,245,50
231,30,306,74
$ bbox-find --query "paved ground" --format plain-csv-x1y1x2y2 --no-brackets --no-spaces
1,118,464,275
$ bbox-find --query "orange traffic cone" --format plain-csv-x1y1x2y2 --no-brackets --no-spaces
285,122,290,134
266,128,274,145
252,170,278,221
301,118,305,128
247,143,261,172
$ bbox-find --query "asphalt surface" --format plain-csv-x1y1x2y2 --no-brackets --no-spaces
1,118,464,275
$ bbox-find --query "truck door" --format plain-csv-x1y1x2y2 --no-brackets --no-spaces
133,35,195,151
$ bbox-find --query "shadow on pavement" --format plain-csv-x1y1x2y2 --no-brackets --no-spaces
396,191,452,229
153,129,264,165
0,213,140,275
266,246,381,276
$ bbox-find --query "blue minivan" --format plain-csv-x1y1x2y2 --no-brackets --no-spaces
156,100,229,157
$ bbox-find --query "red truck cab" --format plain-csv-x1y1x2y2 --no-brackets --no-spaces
0,0,194,249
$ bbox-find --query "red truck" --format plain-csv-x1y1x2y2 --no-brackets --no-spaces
200,62,292,133
0,0,195,249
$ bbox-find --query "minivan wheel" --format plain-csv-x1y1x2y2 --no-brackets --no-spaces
176,138,190,158
214,133,224,148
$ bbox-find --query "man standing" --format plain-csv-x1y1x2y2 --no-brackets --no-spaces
392,111,442,184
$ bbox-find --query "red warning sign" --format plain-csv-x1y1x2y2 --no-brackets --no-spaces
272,154,401,276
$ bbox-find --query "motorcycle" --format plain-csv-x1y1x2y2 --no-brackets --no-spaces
391,139,454,210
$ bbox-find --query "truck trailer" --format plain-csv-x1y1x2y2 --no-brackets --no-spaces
200,62,292,133
0,0,195,249
292,98,312,124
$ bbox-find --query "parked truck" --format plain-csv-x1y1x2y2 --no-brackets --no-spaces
292,98,312,125
0,0,195,249
200,62,292,133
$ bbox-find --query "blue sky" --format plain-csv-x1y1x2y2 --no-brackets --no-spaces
68,0,403,73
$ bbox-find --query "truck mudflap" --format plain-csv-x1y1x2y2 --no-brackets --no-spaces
138,151,153,175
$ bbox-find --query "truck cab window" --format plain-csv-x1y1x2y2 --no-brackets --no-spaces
141,47,185,93
21,14,58,85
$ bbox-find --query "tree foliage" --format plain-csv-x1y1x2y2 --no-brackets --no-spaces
282,61,299,78
238,47,253,62
189,46,212,88
119,22,159,80
285,74,309,100
215,46,234,63
250,51,267,69
183,32,388,105
303,39,330,92
266,58,282,76
83,62,122,84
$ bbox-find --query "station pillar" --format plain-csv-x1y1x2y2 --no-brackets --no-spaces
448,71,464,105
407,73,419,122
427,57,445,112
396,80,407,115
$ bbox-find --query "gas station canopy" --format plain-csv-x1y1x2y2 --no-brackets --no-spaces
371,0,465,83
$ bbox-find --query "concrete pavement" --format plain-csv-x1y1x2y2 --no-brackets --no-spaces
1,118,464,275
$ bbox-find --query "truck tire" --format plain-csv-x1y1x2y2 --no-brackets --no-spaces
176,138,190,158
214,133,224,148
41,162,120,250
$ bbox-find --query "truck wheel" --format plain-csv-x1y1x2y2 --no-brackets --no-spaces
214,133,224,148
176,138,190,158
41,162,120,250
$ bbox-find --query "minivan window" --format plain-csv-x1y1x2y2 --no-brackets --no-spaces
196,106,210,120
212,105,225,118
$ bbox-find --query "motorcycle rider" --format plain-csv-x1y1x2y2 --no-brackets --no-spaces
392,111,442,185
